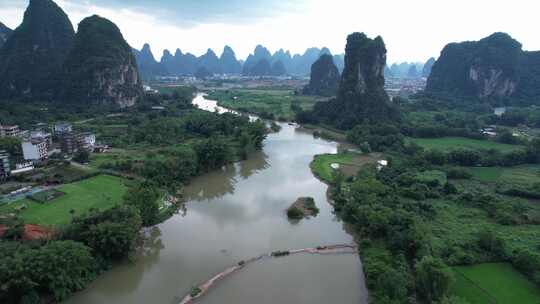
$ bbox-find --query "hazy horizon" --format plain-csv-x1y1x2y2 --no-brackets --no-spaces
2,0,539,64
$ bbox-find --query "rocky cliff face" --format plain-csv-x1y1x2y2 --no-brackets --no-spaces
219,46,242,74
134,43,166,79
303,54,339,96
242,45,272,75
0,0,74,99
0,22,12,49
426,33,525,100
313,32,398,129
61,15,143,108
198,49,221,74
422,57,435,77
339,33,387,99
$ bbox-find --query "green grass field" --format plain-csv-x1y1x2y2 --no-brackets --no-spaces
311,153,358,182
0,175,128,226
467,165,540,185
409,137,524,153
310,153,381,183
206,89,325,120
451,263,540,304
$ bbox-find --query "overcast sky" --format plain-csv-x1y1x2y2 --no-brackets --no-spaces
2,0,539,64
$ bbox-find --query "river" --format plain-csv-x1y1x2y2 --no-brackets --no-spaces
65,93,368,304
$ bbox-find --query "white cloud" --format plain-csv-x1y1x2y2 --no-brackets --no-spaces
2,0,539,63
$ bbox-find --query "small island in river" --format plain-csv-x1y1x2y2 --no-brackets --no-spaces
287,197,319,219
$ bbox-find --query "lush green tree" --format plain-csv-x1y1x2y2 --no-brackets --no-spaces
124,183,161,226
0,241,96,302
62,206,142,261
0,136,22,155
415,256,454,302
73,150,90,163
194,136,232,171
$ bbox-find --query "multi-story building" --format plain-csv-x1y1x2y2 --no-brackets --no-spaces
22,139,49,162
60,133,82,154
1,125,21,137
30,130,53,150
54,122,73,135
0,150,10,179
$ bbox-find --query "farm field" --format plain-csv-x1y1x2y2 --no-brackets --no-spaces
206,89,326,120
0,175,128,226
466,165,540,184
408,137,524,153
451,263,540,304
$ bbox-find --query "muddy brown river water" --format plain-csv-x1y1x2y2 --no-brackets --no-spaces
65,93,368,304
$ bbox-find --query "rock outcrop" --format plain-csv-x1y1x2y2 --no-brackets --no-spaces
160,49,176,75
422,57,435,77
0,0,75,99
407,65,418,78
426,32,540,101
0,22,12,49
244,59,272,76
242,45,273,75
271,49,293,73
61,15,143,108
219,46,242,74
270,60,286,76
303,54,339,96
133,43,166,79
312,32,399,129
198,49,221,74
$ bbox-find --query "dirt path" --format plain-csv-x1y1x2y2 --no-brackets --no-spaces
179,244,357,304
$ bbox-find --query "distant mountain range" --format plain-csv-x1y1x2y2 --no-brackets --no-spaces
384,58,435,79
132,43,345,79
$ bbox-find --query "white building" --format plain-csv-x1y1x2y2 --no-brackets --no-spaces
80,132,96,150
54,122,73,135
22,139,48,161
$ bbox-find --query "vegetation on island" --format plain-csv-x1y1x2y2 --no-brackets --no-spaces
287,197,319,219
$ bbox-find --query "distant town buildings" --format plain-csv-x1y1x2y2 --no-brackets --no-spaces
22,139,49,162
385,77,427,99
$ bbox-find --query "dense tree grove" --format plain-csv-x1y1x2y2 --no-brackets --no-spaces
0,206,142,303
123,183,161,226
0,241,96,303
330,150,540,302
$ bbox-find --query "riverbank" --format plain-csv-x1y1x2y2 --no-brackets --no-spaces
179,244,358,304
64,95,367,304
